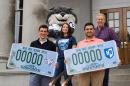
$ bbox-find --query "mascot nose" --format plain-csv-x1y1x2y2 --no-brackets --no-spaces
60,12,65,17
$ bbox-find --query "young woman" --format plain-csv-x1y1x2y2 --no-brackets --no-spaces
54,23,77,86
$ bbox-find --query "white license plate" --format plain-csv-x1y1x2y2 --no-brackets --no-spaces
64,40,120,75
7,43,58,77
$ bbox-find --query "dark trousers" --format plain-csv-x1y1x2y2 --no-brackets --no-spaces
54,59,72,86
29,74,52,86
103,69,109,86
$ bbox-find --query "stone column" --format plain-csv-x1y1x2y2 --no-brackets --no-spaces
22,0,48,45
0,0,15,59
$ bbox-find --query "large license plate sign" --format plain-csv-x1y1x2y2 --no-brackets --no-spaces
7,43,58,77
64,40,120,75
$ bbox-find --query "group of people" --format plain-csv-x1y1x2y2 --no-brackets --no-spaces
29,13,120,86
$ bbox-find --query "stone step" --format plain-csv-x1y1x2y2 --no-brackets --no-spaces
110,64,130,75
109,74,130,81
110,68,130,75
109,81,130,86
109,64,130,86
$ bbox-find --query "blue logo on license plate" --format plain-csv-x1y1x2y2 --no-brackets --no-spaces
104,47,114,59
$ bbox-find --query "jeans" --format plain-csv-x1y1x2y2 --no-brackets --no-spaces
29,74,52,86
54,59,72,86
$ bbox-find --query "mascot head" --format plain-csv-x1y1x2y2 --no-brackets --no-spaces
46,7,77,38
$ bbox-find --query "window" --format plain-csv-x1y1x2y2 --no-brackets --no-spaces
15,0,23,43
107,12,120,33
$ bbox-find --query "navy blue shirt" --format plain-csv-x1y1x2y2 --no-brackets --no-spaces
56,36,77,59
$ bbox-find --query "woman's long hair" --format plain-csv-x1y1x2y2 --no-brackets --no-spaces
60,23,73,38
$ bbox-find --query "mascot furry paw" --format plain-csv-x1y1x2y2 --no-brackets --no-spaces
46,7,77,38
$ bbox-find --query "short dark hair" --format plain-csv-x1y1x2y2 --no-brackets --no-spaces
38,25,48,31
84,22,94,30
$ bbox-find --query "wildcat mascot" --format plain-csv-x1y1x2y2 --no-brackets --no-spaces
46,7,77,39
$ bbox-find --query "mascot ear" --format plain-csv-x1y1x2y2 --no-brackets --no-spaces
68,8,73,11
50,7,55,10
71,28,74,34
